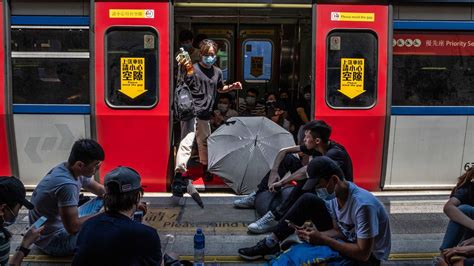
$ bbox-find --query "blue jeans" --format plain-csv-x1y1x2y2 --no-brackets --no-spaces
440,204,474,250
38,228,78,256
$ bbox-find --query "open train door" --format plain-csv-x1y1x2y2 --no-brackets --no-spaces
0,0,11,176
313,1,389,190
93,0,172,191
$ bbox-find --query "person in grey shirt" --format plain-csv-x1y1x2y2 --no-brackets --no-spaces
29,139,106,256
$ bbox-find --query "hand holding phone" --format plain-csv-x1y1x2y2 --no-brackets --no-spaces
21,217,47,248
32,216,47,229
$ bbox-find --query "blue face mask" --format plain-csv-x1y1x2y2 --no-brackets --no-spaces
316,188,335,201
202,55,217,66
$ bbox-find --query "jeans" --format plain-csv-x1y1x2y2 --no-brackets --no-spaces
38,228,78,256
440,204,474,250
273,193,333,241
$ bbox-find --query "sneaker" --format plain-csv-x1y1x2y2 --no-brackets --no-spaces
238,239,280,261
280,232,303,251
233,191,256,209
248,211,278,234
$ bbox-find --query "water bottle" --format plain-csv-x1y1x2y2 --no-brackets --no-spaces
194,228,205,266
176,48,194,75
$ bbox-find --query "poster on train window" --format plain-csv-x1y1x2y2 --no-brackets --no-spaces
250,56,263,78
339,58,365,99
120,57,147,99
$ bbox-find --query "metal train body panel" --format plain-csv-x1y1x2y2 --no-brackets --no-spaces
0,0,473,192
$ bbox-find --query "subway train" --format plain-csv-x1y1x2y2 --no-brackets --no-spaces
0,0,472,192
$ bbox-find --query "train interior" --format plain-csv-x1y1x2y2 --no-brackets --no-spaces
173,4,313,189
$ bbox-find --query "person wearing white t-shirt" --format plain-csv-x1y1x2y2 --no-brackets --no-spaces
239,156,391,265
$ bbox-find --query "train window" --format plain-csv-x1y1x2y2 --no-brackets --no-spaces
243,40,272,82
326,31,378,109
105,27,158,108
11,28,88,52
392,31,474,106
12,58,89,104
11,26,90,104
215,39,230,82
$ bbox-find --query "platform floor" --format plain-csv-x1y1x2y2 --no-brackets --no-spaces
8,191,450,265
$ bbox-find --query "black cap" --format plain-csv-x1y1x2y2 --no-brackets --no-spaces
303,157,344,191
0,176,34,210
104,167,142,193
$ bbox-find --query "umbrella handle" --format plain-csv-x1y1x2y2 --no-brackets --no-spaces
223,121,236,126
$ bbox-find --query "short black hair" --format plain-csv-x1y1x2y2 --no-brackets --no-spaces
247,88,258,96
179,30,194,43
104,186,144,212
67,139,105,165
303,120,332,143
219,93,232,102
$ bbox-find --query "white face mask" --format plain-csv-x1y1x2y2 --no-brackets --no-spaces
246,96,256,106
217,103,229,113
315,188,335,201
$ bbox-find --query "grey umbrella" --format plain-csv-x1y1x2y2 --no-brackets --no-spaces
207,117,295,194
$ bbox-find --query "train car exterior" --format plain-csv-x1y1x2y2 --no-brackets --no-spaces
0,0,473,192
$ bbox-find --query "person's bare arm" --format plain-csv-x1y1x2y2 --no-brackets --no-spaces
299,227,374,262
267,146,302,187
296,107,309,123
83,179,106,197
218,82,242,93
321,219,345,239
444,197,474,230
8,226,44,266
59,206,96,234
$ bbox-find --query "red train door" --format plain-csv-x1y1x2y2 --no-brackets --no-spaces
0,1,12,176
314,3,389,190
93,1,172,191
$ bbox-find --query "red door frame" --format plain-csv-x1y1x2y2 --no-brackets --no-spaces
0,1,12,177
314,4,389,191
93,1,172,192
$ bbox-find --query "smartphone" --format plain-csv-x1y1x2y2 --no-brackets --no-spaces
133,211,144,223
32,216,47,229
285,219,302,230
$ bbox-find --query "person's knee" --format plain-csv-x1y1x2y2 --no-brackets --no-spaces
458,204,474,216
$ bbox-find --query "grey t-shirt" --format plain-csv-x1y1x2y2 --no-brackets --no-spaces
326,182,391,261
29,163,92,248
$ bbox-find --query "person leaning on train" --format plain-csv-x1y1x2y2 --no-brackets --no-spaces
437,167,474,265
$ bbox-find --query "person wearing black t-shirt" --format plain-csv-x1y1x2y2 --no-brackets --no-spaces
234,120,353,234
173,39,242,207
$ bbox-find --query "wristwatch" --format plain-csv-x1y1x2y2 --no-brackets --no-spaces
15,245,30,257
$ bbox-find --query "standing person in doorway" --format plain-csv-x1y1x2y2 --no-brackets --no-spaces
173,39,243,207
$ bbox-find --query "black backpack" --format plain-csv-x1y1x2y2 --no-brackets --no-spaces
174,66,195,121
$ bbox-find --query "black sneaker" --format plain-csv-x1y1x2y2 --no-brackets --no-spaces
171,173,185,197
238,239,280,261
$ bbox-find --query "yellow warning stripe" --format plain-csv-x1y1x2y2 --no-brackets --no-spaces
388,252,439,260
18,253,440,263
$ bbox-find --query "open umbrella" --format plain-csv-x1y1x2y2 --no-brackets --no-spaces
207,117,295,194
